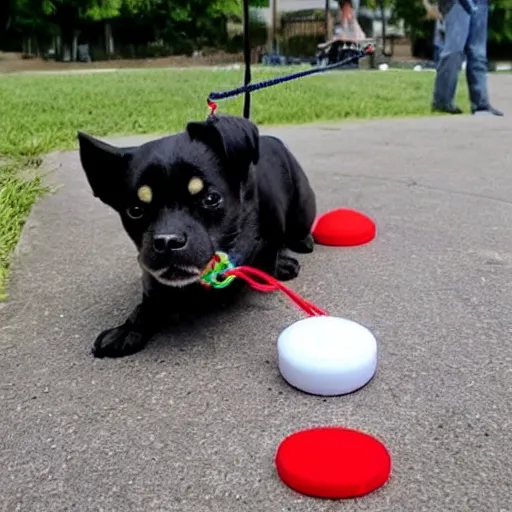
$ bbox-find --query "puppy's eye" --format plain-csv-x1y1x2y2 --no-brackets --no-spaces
126,205,144,219
201,192,222,209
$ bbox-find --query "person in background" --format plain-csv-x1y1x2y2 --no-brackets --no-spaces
432,0,503,116
423,1,445,65
433,17,445,65
424,2,465,73
338,0,366,40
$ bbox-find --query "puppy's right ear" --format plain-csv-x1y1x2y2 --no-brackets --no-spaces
77,132,133,208
186,115,259,173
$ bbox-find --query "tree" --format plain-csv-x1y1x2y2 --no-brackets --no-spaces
6,0,123,58
2,0,289,58
8,0,55,54
489,0,512,45
360,0,394,52
1,0,13,32
41,0,122,59
117,0,239,52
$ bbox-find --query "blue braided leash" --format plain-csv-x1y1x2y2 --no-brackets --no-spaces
207,44,374,108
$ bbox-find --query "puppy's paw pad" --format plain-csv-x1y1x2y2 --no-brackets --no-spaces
92,326,146,358
275,255,301,281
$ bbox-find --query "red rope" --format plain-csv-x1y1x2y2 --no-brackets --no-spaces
225,266,328,317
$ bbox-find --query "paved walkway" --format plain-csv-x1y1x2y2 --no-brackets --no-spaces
1,75,512,511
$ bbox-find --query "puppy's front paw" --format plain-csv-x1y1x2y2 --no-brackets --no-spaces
92,325,147,359
275,254,301,281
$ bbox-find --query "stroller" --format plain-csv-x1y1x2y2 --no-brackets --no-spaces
315,2,369,69
315,40,364,68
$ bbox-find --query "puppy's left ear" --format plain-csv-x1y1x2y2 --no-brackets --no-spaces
186,115,259,172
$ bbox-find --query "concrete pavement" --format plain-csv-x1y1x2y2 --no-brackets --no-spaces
1,75,512,511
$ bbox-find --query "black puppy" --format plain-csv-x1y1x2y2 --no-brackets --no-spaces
77,114,316,358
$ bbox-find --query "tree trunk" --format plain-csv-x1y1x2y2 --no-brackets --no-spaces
378,0,387,55
325,0,331,39
55,35,61,58
55,6,79,61
72,30,79,62
105,21,115,57
59,24,73,61
270,0,278,53
61,39,71,61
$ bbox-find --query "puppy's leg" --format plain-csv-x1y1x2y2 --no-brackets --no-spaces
278,160,316,278
275,250,301,281
284,160,317,255
286,233,314,254
257,242,301,282
92,296,162,358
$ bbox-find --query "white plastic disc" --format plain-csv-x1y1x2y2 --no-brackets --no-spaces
277,316,377,396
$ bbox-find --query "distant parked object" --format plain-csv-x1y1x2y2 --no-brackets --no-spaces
77,44,92,63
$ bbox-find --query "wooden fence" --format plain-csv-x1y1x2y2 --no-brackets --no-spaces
281,18,326,40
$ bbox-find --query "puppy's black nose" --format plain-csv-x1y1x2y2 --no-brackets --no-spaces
153,233,188,253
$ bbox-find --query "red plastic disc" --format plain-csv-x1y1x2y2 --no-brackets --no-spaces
312,208,376,247
275,427,391,499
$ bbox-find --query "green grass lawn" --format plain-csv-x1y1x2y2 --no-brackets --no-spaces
0,66,469,299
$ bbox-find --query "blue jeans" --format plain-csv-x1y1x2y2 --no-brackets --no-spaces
433,44,442,65
432,0,489,111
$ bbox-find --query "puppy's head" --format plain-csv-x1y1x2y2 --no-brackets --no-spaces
77,115,259,287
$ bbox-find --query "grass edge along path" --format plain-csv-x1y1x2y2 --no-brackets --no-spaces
0,159,48,301
0,67,469,301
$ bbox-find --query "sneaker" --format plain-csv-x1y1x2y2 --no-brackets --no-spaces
472,106,504,116
432,104,463,114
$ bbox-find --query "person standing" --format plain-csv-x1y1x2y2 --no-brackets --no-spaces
432,0,503,116
338,0,365,40
433,17,445,65
422,1,445,65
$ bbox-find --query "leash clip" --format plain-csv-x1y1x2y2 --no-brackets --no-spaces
207,98,218,117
